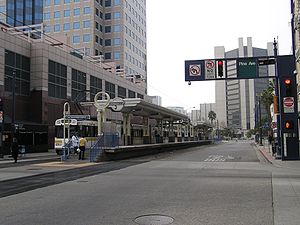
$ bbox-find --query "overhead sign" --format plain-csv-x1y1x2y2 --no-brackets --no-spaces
258,58,275,66
205,60,216,79
185,60,205,81
283,97,294,113
237,58,258,79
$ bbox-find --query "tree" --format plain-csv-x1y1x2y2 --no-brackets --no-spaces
208,110,216,124
260,80,275,124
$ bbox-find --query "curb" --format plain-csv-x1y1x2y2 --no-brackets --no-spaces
259,148,273,164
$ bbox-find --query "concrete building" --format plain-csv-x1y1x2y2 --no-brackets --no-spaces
0,23,147,154
149,95,162,106
293,0,300,112
190,103,216,123
215,37,273,134
42,0,147,83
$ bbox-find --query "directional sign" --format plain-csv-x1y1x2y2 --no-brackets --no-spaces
283,97,294,113
258,58,275,66
205,60,216,79
237,58,258,79
185,60,205,81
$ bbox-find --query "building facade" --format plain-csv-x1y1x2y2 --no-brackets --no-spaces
190,103,216,124
0,24,147,154
215,37,272,134
42,0,147,83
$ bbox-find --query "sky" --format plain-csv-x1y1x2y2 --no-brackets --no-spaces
146,0,292,111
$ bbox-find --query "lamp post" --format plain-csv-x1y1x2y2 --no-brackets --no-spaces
11,70,16,144
257,94,263,146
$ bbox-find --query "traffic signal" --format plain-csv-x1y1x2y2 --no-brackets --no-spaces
284,78,292,96
284,120,294,130
217,60,224,77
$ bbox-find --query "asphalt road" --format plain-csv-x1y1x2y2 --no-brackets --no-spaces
0,141,289,225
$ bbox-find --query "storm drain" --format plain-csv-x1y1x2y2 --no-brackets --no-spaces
134,214,174,225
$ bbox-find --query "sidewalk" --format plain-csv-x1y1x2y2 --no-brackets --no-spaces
256,141,300,170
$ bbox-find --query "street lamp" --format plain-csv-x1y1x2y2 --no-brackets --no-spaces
256,93,263,146
11,70,16,141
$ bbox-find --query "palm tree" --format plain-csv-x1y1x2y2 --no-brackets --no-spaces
208,110,216,124
260,80,274,124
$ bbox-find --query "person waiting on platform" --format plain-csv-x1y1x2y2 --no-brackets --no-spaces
71,133,79,155
11,137,19,163
78,137,87,160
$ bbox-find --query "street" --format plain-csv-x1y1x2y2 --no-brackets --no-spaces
0,141,299,225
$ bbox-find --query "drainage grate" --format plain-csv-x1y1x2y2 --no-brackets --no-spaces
134,214,174,225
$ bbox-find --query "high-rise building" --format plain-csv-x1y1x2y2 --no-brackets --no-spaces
42,0,147,83
0,0,43,26
190,103,216,123
215,37,273,133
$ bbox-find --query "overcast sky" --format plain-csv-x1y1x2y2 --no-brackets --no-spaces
146,0,292,110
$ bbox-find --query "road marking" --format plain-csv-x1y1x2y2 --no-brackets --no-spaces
204,155,235,162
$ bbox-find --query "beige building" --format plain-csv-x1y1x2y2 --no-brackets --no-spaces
43,0,147,83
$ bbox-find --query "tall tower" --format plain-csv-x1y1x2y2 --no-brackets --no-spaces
0,0,43,26
43,0,147,83
215,37,272,134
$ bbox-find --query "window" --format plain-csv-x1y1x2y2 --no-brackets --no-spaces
54,0,60,5
114,51,120,60
95,22,99,29
54,11,60,19
4,50,30,96
44,0,51,6
83,20,90,28
128,90,135,98
95,35,99,43
74,0,80,2
54,24,60,32
95,8,99,16
64,10,70,17
90,76,102,100
114,0,120,6
73,35,80,44
83,7,90,14
114,12,121,19
44,25,51,33
137,93,144,99
105,39,111,46
114,38,121,45
105,26,111,33
63,23,70,31
105,81,115,99
105,0,111,7
104,52,111,59
105,13,111,20
72,68,86,100
74,8,80,16
114,25,121,32
44,12,50,20
48,60,67,99
118,86,126,98
64,0,70,3
83,34,90,42
73,21,80,29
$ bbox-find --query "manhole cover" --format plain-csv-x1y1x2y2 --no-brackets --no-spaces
134,214,174,225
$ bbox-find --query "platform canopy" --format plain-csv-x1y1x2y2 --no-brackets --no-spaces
80,98,189,122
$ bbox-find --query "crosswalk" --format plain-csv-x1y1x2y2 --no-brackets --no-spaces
204,155,235,162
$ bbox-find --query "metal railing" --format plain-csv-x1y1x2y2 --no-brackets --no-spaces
90,133,119,162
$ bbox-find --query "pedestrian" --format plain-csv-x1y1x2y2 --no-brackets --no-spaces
78,136,87,160
11,137,19,163
71,133,79,155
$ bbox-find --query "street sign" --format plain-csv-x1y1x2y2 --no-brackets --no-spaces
283,97,294,113
189,64,201,76
204,60,215,79
258,58,275,66
237,58,258,78
65,115,91,120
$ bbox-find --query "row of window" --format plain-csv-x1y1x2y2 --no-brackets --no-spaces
125,53,145,70
125,26,146,50
44,7,91,19
125,0,146,17
125,38,146,59
48,60,143,100
45,21,91,33
125,13,146,38
45,0,90,6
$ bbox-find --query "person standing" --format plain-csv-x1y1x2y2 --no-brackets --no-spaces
78,137,87,160
71,133,79,155
11,137,19,163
